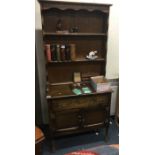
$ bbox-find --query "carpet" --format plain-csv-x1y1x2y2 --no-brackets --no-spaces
65,145,119,155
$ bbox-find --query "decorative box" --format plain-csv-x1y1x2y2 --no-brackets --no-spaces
90,76,111,92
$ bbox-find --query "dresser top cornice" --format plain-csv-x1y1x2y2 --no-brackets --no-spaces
38,0,112,13
38,0,112,6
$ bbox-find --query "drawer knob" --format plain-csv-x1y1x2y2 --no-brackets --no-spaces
82,118,85,123
78,115,82,119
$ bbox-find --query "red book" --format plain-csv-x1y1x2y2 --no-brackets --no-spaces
44,44,51,62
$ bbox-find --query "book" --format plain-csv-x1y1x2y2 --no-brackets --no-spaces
70,44,76,60
72,88,82,95
51,44,57,61
73,72,81,83
82,87,92,94
65,45,71,60
60,45,66,61
56,44,61,61
44,44,51,62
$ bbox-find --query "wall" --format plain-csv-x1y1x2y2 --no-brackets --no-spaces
35,0,119,124
105,0,119,79
35,0,48,123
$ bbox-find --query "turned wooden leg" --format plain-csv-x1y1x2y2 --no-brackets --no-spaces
105,126,109,142
49,130,56,152
51,139,56,152
49,138,56,152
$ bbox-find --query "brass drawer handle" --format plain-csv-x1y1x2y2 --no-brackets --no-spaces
82,118,85,123
78,115,82,119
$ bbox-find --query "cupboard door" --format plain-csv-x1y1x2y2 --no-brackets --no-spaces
83,107,108,128
53,109,80,132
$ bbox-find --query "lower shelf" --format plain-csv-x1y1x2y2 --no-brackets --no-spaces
53,123,108,138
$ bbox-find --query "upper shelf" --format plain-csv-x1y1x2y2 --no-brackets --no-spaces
43,32,107,37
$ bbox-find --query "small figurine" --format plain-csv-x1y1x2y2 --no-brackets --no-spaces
56,19,62,31
70,26,79,33
86,51,98,60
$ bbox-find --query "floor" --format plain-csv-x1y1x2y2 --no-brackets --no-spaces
42,117,119,155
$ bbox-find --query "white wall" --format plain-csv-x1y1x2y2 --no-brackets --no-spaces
35,0,119,123
35,0,42,30
105,0,119,79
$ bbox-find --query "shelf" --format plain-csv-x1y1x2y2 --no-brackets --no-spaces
46,91,112,99
46,81,112,99
46,58,105,64
43,32,107,37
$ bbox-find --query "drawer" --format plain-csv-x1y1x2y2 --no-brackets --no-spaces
50,98,83,111
49,94,110,111
78,95,110,108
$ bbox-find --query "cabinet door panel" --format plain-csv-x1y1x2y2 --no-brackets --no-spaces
83,108,108,128
54,109,79,132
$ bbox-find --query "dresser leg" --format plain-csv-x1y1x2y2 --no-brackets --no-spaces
105,126,109,142
52,139,56,152
49,139,56,152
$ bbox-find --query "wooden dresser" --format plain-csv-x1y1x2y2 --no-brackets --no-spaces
38,0,112,150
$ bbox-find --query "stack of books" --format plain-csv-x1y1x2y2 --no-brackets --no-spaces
44,44,76,62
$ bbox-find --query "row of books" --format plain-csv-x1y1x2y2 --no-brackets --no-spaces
44,44,76,62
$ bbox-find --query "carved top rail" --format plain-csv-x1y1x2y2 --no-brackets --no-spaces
38,0,112,13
